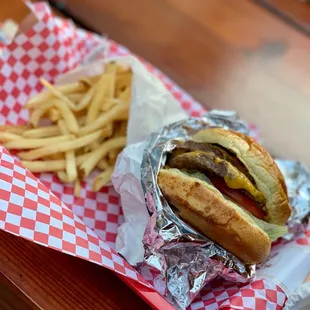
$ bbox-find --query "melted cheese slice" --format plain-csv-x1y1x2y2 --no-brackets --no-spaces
214,157,265,202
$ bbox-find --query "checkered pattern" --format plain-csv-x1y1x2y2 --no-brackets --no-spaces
0,145,148,286
189,278,287,310
0,2,296,309
0,3,102,126
37,172,124,248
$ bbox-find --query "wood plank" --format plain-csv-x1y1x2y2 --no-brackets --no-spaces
256,0,310,33
0,274,37,310
0,229,150,310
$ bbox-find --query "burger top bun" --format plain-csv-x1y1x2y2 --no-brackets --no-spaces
192,128,291,225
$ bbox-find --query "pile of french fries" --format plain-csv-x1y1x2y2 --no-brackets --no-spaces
0,61,131,195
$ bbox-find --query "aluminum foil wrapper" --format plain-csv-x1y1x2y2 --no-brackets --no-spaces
275,160,310,240
139,110,310,309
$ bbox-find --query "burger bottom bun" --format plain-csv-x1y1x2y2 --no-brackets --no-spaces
157,168,271,264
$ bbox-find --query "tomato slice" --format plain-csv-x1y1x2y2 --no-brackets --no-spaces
209,177,266,220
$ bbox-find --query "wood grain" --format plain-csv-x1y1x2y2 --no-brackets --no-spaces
0,274,36,310
0,229,150,310
61,0,310,166
257,0,310,33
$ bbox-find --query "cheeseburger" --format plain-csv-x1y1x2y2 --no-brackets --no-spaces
157,128,291,264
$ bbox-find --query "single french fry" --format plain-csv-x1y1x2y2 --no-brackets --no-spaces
92,165,114,191
97,158,109,170
55,82,87,94
21,152,91,173
52,99,79,134
104,62,118,100
48,108,61,122
78,103,129,136
40,78,76,110
0,125,28,134
105,71,117,99
74,178,81,196
18,130,103,160
22,126,60,138
5,134,74,149
86,73,114,124
29,101,54,127
75,87,95,112
21,160,66,172
58,119,77,182
0,132,22,142
79,136,126,177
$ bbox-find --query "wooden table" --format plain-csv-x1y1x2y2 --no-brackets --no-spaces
60,0,310,167
1,0,310,309
257,0,310,35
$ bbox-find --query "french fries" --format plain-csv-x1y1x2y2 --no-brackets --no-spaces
39,78,77,110
22,126,60,138
79,136,126,177
19,130,104,160
78,103,129,136
0,61,131,194
4,134,74,149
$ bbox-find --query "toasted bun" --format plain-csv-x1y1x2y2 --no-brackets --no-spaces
158,168,271,264
192,128,291,225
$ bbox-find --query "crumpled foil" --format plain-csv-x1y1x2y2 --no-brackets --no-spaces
139,110,310,309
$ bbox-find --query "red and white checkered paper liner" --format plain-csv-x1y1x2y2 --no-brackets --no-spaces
0,2,306,309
